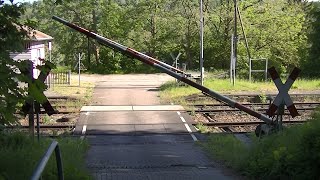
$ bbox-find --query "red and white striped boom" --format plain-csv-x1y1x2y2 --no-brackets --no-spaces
52,16,273,124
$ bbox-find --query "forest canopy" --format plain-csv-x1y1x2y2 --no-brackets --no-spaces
19,0,320,77
20,0,319,77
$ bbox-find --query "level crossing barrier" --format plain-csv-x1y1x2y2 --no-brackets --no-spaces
52,16,273,124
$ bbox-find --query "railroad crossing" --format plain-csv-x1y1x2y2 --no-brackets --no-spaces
76,74,235,179
53,16,304,179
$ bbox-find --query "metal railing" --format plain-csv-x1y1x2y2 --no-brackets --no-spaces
249,58,268,81
45,71,71,87
31,141,64,180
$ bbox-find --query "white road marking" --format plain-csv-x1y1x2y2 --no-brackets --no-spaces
80,125,87,140
190,134,198,141
180,116,186,123
81,125,87,135
184,123,192,133
194,126,199,131
80,113,89,140
177,111,198,141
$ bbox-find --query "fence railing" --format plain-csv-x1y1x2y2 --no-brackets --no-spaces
45,71,71,87
30,141,64,180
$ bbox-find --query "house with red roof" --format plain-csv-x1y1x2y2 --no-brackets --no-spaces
10,28,53,78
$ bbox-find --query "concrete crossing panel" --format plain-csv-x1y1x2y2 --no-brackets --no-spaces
81,105,185,112
132,105,184,111
81,111,194,125
81,106,132,112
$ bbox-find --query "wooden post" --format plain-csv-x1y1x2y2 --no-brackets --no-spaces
27,61,35,138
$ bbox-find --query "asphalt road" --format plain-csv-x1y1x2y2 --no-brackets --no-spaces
76,74,237,180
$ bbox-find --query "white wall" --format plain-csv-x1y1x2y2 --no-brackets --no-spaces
10,41,48,78
10,51,32,60
30,41,46,78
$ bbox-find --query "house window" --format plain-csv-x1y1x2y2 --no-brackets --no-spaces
37,49,41,59
24,42,31,50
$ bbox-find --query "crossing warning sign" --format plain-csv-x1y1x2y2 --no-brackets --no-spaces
22,61,55,115
266,67,301,118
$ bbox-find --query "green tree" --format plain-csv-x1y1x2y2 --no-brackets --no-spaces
25,0,311,76
302,2,320,77
0,1,32,124
205,0,234,70
238,0,307,75
30,0,103,69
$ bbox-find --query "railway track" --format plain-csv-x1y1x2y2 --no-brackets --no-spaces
31,96,82,114
188,102,320,113
186,93,320,103
193,119,312,134
193,120,307,127
4,124,76,137
11,96,83,134
190,100,319,133
6,124,75,129
193,119,308,132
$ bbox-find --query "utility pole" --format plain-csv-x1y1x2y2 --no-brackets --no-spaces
87,37,90,70
27,61,34,139
233,0,238,86
49,41,52,62
200,0,204,85
230,34,234,84
78,53,81,87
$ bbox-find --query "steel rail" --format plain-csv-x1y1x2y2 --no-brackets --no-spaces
6,125,75,129
192,120,307,127
47,96,79,100
52,16,273,124
190,107,316,113
188,93,320,99
192,102,320,107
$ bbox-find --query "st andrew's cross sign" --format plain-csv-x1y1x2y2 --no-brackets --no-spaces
266,67,301,118
22,60,55,115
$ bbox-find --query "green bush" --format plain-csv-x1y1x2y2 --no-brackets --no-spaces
203,134,248,170
0,133,91,179
52,66,71,73
203,109,320,179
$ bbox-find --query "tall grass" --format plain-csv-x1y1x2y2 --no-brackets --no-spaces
0,133,91,179
48,74,94,106
202,108,320,179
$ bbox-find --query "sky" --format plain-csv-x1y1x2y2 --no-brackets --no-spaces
4,0,320,5
4,0,38,3
6,0,320,3
4,0,320,4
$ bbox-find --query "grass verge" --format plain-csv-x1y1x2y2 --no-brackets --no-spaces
201,108,320,179
0,133,91,179
47,74,95,104
159,78,320,104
